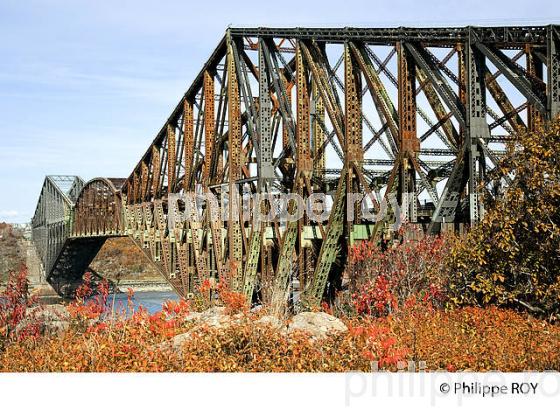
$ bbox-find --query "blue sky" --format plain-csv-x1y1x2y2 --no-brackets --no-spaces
0,0,558,223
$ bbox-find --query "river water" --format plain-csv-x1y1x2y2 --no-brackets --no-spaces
102,291,180,315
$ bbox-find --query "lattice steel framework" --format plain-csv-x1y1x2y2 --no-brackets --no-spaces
31,176,84,276
32,26,560,306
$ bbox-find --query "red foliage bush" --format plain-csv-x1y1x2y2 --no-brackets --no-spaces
194,272,248,315
67,272,110,323
0,265,40,345
349,225,450,316
216,277,248,315
348,320,408,366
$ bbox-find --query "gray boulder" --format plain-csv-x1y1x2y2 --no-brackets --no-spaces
287,312,348,339
255,315,285,330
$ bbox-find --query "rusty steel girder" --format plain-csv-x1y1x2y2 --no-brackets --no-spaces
32,25,560,306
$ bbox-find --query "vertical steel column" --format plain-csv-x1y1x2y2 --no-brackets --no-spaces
344,44,363,163
181,99,195,293
167,124,176,193
151,146,161,198
203,71,215,183
140,161,149,201
548,25,560,120
258,38,275,181
282,78,293,151
397,42,419,223
296,43,312,174
154,200,171,276
526,45,544,130
466,30,489,224
312,80,325,184
183,100,194,191
457,43,467,141
227,33,243,290
180,98,196,293
203,70,224,280
296,41,312,290
344,43,362,291
344,43,362,236
242,38,274,299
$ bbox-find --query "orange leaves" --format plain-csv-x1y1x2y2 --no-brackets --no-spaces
198,279,212,295
67,303,103,321
66,273,114,328
346,319,408,369
213,271,249,315
86,322,108,334
393,305,560,371
195,274,249,315
1,304,560,372
162,299,191,317
75,272,95,301
218,290,248,315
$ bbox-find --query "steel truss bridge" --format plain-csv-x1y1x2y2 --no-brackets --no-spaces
31,26,560,306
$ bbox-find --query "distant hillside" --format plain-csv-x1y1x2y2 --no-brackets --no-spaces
90,237,163,282
0,222,25,284
1,226,164,286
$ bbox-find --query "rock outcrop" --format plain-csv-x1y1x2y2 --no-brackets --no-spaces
287,312,348,339
163,308,348,355
255,315,284,330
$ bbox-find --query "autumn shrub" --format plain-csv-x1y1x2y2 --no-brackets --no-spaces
348,225,451,316
0,265,40,348
193,271,249,315
1,304,559,372
395,305,560,371
0,310,185,372
66,272,112,331
0,287,196,371
215,276,249,315
447,120,560,317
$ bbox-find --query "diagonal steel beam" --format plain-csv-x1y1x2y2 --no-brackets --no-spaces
475,42,547,113
405,42,466,127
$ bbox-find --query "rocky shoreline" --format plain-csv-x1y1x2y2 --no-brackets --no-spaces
115,280,173,293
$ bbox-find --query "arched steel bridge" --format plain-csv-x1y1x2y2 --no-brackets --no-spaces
32,25,560,306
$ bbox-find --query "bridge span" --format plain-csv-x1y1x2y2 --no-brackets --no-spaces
31,26,560,306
